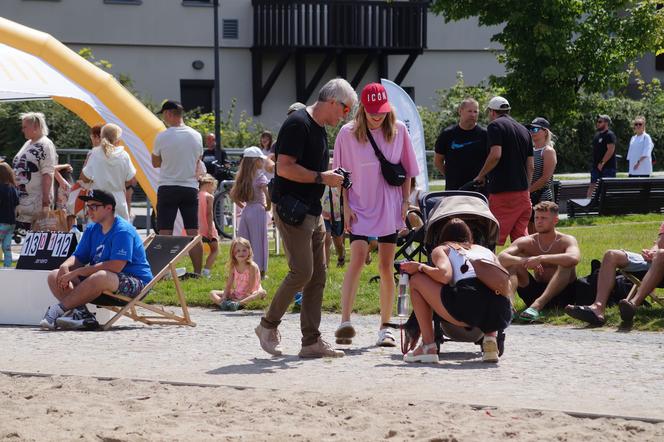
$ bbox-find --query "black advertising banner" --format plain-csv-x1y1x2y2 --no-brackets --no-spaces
16,231,78,270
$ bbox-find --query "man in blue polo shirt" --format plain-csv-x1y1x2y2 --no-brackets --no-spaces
41,189,152,330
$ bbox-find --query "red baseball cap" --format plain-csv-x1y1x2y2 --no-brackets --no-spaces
361,83,391,114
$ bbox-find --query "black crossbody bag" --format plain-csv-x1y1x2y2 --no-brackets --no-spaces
366,128,407,186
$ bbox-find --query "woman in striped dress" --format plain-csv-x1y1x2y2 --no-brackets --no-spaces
526,117,557,233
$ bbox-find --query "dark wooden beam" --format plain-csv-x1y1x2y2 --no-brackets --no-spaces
336,52,347,79
378,53,388,82
252,49,291,115
393,53,419,85
351,53,376,88
298,51,336,104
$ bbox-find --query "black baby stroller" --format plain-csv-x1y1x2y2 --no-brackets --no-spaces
400,190,507,356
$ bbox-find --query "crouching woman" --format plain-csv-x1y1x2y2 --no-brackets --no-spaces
400,218,512,364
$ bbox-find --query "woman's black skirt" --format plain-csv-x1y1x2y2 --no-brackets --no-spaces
440,277,512,333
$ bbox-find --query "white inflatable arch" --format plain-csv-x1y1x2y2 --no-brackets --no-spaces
0,17,162,205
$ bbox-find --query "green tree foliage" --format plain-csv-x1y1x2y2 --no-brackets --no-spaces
429,0,664,123
186,99,267,148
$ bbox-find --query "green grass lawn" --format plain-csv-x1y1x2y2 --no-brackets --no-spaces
148,214,664,331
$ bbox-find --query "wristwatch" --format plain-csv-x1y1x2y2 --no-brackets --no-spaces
315,172,323,184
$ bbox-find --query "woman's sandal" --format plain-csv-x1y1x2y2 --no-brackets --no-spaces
403,342,439,364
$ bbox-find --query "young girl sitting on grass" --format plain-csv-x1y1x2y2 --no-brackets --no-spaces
209,237,266,311
198,174,220,278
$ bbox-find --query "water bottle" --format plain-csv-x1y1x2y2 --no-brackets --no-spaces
397,272,410,317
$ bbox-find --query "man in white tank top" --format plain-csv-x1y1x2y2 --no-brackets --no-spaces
498,201,580,321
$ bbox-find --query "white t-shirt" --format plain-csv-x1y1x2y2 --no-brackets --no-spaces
82,145,136,220
13,135,57,222
627,133,653,176
153,125,203,188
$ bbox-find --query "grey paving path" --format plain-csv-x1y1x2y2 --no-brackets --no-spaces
2,308,663,420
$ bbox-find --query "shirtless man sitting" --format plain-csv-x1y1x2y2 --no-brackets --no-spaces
498,201,581,321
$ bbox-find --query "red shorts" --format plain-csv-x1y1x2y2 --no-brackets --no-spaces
489,190,531,246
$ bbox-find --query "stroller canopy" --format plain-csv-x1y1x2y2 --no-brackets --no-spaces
424,195,500,251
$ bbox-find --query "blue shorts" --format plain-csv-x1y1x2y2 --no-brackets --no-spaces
621,251,651,273
115,272,146,298
590,167,616,183
324,219,344,237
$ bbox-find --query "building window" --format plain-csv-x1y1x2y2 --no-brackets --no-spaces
104,0,142,4
180,80,214,114
223,19,239,39
182,0,212,6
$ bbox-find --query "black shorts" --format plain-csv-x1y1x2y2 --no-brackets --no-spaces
157,185,199,231
516,273,589,308
349,232,398,244
440,278,512,333
202,236,218,244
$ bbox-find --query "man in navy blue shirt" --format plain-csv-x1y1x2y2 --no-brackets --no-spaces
41,189,152,330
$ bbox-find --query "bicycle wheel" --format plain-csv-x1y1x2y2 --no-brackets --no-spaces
213,191,234,239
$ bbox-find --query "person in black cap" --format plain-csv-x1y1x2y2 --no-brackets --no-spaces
474,96,534,246
40,189,153,330
587,114,616,197
152,100,204,276
526,117,557,233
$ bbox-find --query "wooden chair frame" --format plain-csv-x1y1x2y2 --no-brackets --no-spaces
619,270,664,308
97,234,202,330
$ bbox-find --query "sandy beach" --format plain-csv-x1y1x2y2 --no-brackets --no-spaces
2,308,664,441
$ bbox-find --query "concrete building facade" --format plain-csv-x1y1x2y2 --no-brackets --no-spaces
1,0,660,131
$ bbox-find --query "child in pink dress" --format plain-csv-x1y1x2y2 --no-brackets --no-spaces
198,174,220,278
209,238,266,311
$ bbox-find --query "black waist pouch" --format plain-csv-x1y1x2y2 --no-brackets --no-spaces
276,194,310,226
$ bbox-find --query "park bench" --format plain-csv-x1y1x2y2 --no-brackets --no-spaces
567,177,664,218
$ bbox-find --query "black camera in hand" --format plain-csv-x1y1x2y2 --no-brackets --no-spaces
334,167,352,189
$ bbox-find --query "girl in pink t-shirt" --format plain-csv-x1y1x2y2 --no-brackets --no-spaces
332,82,419,347
198,174,220,278
209,237,266,311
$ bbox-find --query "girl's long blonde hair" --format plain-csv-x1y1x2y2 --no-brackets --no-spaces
352,103,397,144
230,157,263,204
100,123,122,157
228,237,254,272
0,162,16,186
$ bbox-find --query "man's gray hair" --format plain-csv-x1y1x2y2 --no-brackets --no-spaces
318,78,357,106
20,112,49,136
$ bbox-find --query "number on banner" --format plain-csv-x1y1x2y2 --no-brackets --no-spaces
52,234,72,258
27,233,40,256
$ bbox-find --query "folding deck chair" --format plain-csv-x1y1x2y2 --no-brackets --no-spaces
618,270,664,308
93,234,202,330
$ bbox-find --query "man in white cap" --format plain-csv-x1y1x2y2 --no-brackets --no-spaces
474,96,534,246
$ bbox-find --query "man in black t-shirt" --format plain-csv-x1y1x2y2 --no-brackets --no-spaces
587,114,617,197
256,78,357,359
434,97,487,190
474,96,534,245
